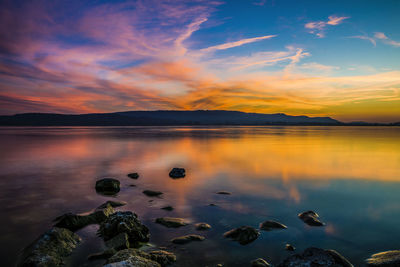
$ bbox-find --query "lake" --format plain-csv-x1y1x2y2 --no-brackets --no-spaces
0,126,399,266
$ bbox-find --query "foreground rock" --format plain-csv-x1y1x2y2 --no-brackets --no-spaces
127,173,139,179
18,227,81,267
223,226,260,245
278,247,353,267
99,211,150,248
97,200,127,209
143,190,163,197
171,234,205,244
251,258,271,267
155,217,188,228
195,222,211,230
366,250,400,266
95,178,121,195
298,210,325,226
104,248,176,267
54,204,114,231
259,220,287,231
169,168,185,178
105,233,130,250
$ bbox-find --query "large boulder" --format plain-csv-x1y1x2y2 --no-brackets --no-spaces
259,220,287,231
298,210,325,226
18,227,81,267
366,250,400,266
278,247,353,267
104,249,176,267
96,178,121,195
155,217,188,228
169,168,185,178
99,211,150,248
54,204,115,231
223,226,260,245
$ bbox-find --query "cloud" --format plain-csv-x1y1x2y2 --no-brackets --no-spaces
348,35,376,47
305,15,349,38
200,35,276,53
349,32,400,48
374,32,400,47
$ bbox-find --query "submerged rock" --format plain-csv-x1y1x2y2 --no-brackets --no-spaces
366,250,400,266
251,258,271,267
99,211,150,248
223,226,260,245
127,173,139,179
54,204,114,231
195,222,211,230
298,210,325,226
155,217,188,228
285,244,296,251
278,247,353,267
216,191,231,195
169,168,185,178
171,234,205,244
143,190,163,197
88,248,117,261
95,178,120,195
105,248,176,267
18,227,81,267
259,220,287,231
97,200,127,209
161,206,174,211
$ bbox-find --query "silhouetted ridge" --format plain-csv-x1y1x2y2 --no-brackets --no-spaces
0,110,341,126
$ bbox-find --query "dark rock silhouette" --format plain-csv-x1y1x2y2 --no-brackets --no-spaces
223,226,260,245
155,217,188,228
169,168,185,178
95,178,120,195
259,220,287,231
171,234,205,244
366,250,400,266
298,210,325,226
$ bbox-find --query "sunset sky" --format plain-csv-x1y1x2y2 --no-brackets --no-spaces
0,0,399,122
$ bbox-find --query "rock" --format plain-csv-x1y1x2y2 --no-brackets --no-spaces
216,264,223,267
195,222,211,230
143,190,163,197
127,173,139,179
223,226,260,245
259,220,287,231
298,210,325,226
278,247,353,267
286,244,295,251
95,178,120,195
99,211,150,248
88,248,117,260
106,233,130,250
216,191,231,195
209,203,217,206
129,184,136,187
54,204,115,231
105,248,176,267
18,227,81,267
155,217,188,228
97,200,127,209
251,258,271,267
366,250,400,266
169,168,185,178
161,206,174,211
171,234,205,244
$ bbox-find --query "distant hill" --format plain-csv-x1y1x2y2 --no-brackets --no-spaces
0,110,342,126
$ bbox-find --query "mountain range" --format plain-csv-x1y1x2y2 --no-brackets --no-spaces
0,110,343,126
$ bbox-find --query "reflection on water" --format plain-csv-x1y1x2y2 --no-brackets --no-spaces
0,126,399,266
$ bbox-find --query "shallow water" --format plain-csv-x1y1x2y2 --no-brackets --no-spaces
0,126,400,266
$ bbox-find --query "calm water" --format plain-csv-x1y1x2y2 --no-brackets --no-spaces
0,126,400,266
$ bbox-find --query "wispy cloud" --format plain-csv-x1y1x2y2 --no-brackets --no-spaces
200,35,276,53
374,32,400,47
349,32,400,48
305,15,349,38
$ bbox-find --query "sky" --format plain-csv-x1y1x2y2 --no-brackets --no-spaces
0,0,399,122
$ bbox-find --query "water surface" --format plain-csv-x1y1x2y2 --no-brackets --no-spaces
0,126,400,266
